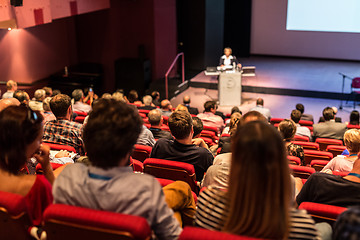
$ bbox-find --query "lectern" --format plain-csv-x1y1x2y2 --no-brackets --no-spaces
219,71,242,106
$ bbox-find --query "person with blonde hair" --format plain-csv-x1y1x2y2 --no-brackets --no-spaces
175,104,189,112
219,47,241,69
2,80,17,99
111,92,125,102
322,129,360,173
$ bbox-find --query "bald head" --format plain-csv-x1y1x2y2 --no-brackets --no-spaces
0,98,20,112
148,109,162,126
183,95,191,104
161,99,172,111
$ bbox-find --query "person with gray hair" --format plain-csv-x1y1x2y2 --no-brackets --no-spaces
72,89,91,113
29,89,46,111
148,109,174,140
2,80,17,99
138,95,156,110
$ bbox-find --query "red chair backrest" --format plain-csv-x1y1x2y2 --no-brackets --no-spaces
42,142,77,153
202,125,218,136
289,165,315,179
74,116,86,124
162,115,169,125
200,137,214,147
333,171,350,177
315,138,343,151
270,118,284,125
130,158,144,173
352,77,360,89
138,109,151,116
347,124,360,129
138,112,146,118
143,158,198,194
200,130,218,142
36,162,64,175
299,202,347,223
299,120,313,126
292,141,319,150
73,111,87,117
304,150,333,166
293,135,309,142
0,191,32,240
326,145,347,157
43,204,151,240
179,226,265,240
220,133,230,138
131,144,152,162
288,156,301,165
310,160,330,172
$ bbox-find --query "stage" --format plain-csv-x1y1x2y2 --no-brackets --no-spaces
169,56,360,122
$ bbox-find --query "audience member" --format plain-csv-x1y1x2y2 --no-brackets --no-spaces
101,93,112,99
333,206,360,240
250,98,271,121
128,90,142,105
29,89,46,111
218,112,241,154
161,99,173,117
349,110,360,125
137,125,156,147
51,89,61,97
13,90,30,106
290,109,312,141
321,129,360,173
196,121,319,239
138,95,156,110
278,119,305,165
83,88,98,106
111,92,126,102
2,80,17,99
319,106,342,123
53,99,194,239
0,98,20,112
43,87,53,98
197,101,225,133
41,97,56,123
72,89,91,113
150,110,213,181
230,106,242,115
183,95,199,115
151,91,161,107
296,103,314,122
43,94,85,155
175,104,189,112
313,107,347,140
192,116,203,138
148,109,173,140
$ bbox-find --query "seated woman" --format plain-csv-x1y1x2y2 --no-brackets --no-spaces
279,119,305,165
322,129,360,173
0,106,54,228
195,121,319,239
349,110,360,125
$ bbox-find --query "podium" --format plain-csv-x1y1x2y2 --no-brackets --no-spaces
219,71,242,106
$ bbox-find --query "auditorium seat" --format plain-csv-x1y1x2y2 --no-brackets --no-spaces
0,191,32,240
310,160,329,172
138,109,151,116
74,116,86,124
42,142,77,153
288,156,301,165
220,133,230,138
303,150,333,166
298,202,347,224
289,165,315,179
315,138,343,151
155,178,198,203
200,130,219,142
292,141,319,150
202,125,219,137
43,204,151,240
270,118,284,125
130,158,143,172
160,124,170,132
36,162,64,175
143,158,199,195
200,137,215,147
326,145,347,157
179,226,265,240
73,111,87,117
139,112,147,118
294,135,309,142
299,120,313,126
131,144,152,162
333,171,350,177
347,124,360,129
163,115,169,125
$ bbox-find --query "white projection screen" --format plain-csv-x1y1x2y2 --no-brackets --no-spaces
251,0,360,60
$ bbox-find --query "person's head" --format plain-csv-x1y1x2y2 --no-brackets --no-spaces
168,110,193,140
101,93,112,99
239,111,267,126
72,89,84,102
333,206,360,240
0,98,20,112
295,103,304,114
128,90,139,103
42,97,52,112
34,89,46,101
183,95,191,105
224,121,290,238
290,109,302,124
323,107,335,121
112,92,125,102
278,119,297,141
42,87,52,98
6,80,17,91
0,106,43,175
151,91,160,101
256,98,264,106
343,129,360,154
143,95,152,106
161,99,172,111
224,47,232,57
229,112,242,136
148,109,162,126
204,101,217,113
83,99,142,169
51,89,61,97
231,106,242,115
350,110,360,124
13,90,29,106
175,104,188,112
192,116,203,138
50,94,72,119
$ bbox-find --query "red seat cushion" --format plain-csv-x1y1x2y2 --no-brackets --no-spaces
144,158,195,175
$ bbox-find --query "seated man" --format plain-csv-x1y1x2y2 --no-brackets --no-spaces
196,101,224,133
296,158,360,208
296,103,314,122
148,109,173,140
13,90,30,106
183,95,199,115
2,80,17,99
29,89,46,112
72,89,92,113
43,94,85,155
138,95,156,110
161,99,173,117
150,110,213,181
319,106,342,123
250,98,271,121
53,99,195,239
313,107,347,140
290,109,312,141
192,117,203,138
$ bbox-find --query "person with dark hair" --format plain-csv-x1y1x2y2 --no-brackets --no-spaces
230,106,242,115
53,99,195,239
313,107,347,140
43,94,84,155
197,100,224,133
349,110,360,125
127,90,141,105
13,90,30,106
148,109,173,140
319,106,342,123
296,103,314,122
333,206,360,240
51,89,61,97
279,119,305,165
151,91,161,107
43,87,52,98
0,106,54,232
72,89,91,113
192,116,203,138
183,95,199,115
291,109,312,140
196,121,319,239
250,98,271,121
150,110,213,181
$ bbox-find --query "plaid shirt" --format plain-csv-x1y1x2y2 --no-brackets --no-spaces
43,119,84,155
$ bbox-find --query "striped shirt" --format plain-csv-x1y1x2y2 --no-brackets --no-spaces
195,187,319,239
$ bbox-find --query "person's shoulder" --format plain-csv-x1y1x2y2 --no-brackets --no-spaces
153,138,171,147
57,163,86,178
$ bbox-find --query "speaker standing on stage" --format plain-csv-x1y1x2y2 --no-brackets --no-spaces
219,47,242,68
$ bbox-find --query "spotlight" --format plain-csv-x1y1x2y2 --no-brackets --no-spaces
7,28,12,31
